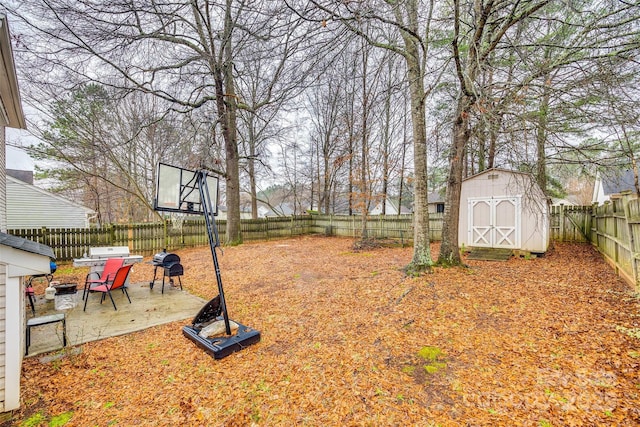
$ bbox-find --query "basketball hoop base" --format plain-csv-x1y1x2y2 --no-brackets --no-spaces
182,321,261,359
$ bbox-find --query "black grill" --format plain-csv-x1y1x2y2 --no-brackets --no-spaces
150,249,184,293
152,251,180,267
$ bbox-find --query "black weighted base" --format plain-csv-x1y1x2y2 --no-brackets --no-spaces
182,321,260,360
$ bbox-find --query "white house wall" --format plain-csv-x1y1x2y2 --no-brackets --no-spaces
6,176,92,229
0,263,5,410
459,170,549,253
0,129,6,232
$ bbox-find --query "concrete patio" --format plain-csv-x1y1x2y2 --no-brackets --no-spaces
25,280,208,357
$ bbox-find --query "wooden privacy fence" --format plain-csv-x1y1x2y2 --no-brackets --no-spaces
549,205,592,243
590,193,640,290
8,206,616,265
7,213,436,262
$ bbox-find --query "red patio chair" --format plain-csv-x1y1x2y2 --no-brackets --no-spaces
82,257,125,300
83,264,133,311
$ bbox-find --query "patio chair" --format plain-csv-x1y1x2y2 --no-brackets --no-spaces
83,264,133,311
82,257,125,300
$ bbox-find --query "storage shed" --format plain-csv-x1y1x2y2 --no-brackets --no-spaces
459,168,550,253
0,233,54,411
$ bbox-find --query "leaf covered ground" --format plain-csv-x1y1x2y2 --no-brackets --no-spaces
10,236,640,426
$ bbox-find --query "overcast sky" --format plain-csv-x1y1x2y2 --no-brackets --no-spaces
5,128,35,170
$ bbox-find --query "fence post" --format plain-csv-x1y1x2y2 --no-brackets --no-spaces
39,227,51,256
559,205,565,242
622,193,640,289
128,223,134,252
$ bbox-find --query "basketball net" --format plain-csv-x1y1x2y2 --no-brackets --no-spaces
170,212,186,232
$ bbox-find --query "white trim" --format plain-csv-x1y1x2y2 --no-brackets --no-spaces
468,196,521,249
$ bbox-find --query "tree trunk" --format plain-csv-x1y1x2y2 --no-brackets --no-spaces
536,72,551,195
248,119,258,219
360,46,369,239
438,93,472,265
404,48,432,273
218,0,241,244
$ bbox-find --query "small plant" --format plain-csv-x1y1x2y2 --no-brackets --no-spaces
616,325,640,339
418,346,442,361
417,346,446,374
20,412,46,427
50,411,74,427
402,365,416,375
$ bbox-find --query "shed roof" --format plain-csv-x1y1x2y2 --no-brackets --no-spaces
0,231,55,259
427,191,445,204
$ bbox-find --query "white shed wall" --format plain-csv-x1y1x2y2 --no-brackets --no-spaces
459,170,549,253
6,176,92,229
0,250,51,412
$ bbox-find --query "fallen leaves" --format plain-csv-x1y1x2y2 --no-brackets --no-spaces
11,237,640,426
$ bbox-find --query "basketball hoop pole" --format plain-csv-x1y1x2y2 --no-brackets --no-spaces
197,170,232,335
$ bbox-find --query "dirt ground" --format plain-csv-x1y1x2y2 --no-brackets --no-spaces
8,236,640,426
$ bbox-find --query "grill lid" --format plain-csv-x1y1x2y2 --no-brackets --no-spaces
89,246,130,258
153,250,180,266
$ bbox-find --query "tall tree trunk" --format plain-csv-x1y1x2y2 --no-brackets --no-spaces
360,45,369,239
404,51,432,272
322,139,330,214
248,118,258,219
218,0,241,244
536,72,551,195
439,94,472,264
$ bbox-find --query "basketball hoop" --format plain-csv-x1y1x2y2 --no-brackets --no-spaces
153,163,260,359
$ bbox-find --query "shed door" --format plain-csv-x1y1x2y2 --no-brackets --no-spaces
468,196,521,249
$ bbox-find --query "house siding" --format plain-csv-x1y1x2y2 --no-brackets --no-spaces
0,128,6,232
6,177,92,228
0,263,6,411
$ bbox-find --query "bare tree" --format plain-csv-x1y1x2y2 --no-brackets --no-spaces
294,0,443,273
439,0,552,265
6,0,303,243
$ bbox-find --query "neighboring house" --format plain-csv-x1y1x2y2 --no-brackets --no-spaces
1,15,55,412
6,173,95,229
214,205,252,221
592,169,638,205
258,202,295,218
551,197,577,206
427,191,445,214
458,168,550,253
370,197,412,215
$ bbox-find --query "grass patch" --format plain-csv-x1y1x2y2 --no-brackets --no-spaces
418,346,442,362
20,412,46,427
50,411,74,427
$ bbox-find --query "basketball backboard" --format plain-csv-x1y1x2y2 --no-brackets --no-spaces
154,163,218,215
